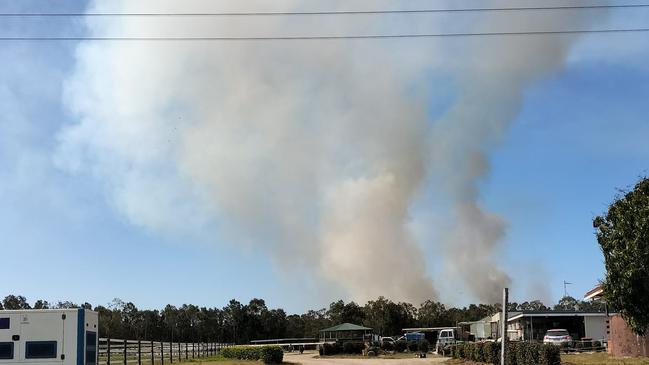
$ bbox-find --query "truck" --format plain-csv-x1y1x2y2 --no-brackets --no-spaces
435,328,467,355
0,309,99,365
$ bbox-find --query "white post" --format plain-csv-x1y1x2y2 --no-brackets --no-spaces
501,288,509,365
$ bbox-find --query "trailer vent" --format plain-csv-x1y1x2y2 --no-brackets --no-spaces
0,342,13,359
25,341,57,359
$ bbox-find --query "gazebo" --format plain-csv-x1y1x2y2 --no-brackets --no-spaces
319,323,373,342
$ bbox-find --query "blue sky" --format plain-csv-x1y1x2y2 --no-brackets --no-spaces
1,1,648,314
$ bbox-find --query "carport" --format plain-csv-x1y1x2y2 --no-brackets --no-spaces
507,311,609,342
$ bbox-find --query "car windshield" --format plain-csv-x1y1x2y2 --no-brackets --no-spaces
547,330,569,336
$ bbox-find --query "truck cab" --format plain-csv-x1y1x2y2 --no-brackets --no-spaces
435,328,461,354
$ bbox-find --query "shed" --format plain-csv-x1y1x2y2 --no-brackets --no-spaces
506,311,610,342
319,323,372,342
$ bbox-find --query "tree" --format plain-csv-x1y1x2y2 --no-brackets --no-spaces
553,296,579,311
3,295,31,309
33,300,50,309
594,177,649,336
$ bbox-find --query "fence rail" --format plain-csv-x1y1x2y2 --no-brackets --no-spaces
98,338,233,365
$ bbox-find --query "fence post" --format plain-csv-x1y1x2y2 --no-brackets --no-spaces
185,343,188,360
123,339,127,365
177,343,181,363
192,343,195,359
107,338,111,365
170,342,173,364
150,341,153,365
138,341,141,365
160,342,164,365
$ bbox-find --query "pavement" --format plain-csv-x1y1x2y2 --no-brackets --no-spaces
283,352,448,365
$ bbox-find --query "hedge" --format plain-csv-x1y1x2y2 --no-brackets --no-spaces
450,342,560,365
221,345,283,364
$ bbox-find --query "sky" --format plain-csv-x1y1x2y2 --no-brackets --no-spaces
0,0,648,315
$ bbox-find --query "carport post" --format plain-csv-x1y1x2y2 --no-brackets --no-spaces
501,288,508,365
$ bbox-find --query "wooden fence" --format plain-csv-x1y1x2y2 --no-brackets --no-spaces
99,338,233,365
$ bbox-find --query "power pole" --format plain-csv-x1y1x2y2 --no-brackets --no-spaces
500,288,508,365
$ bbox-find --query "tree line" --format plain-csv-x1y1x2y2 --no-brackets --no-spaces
0,294,604,344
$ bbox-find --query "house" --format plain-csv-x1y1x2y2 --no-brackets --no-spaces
584,285,649,357
319,323,373,343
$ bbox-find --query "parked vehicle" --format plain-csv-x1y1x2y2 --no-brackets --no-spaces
435,328,462,354
380,337,395,346
404,332,425,342
543,329,573,347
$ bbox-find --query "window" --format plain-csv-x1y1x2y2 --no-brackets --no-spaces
0,318,9,330
85,332,97,365
25,341,57,359
0,343,13,359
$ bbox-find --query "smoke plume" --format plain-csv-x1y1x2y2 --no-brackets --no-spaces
57,0,597,304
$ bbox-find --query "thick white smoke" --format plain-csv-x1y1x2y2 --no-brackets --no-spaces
57,0,598,304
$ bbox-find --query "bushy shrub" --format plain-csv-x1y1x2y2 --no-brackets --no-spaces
261,347,284,364
319,343,340,355
394,340,407,353
342,342,364,354
407,340,419,352
539,344,561,365
418,340,430,353
221,345,283,364
483,342,500,365
451,342,561,365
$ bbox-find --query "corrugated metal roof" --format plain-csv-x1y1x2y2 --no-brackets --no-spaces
320,323,372,332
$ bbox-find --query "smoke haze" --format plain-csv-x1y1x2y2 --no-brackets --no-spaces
56,0,599,304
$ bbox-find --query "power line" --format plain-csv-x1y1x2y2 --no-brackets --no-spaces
1,27,649,41
1,4,649,17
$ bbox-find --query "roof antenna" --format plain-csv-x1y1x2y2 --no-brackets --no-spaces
563,280,573,298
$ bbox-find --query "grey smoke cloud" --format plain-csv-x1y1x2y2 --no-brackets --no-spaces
56,0,599,304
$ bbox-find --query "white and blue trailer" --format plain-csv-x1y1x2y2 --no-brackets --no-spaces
0,309,98,365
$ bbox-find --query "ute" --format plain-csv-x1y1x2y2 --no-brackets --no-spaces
435,328,464,354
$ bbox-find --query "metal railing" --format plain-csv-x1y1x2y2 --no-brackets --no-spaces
99,338,233,365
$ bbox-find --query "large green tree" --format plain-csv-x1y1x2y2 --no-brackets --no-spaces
594,177,649,336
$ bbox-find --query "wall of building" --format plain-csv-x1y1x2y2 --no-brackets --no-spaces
608,315,649,357
584,316,608,341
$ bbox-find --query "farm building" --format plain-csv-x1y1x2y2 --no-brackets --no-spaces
506,311,609,342
0,309,98,365
319,323,372,343
584,284,649,357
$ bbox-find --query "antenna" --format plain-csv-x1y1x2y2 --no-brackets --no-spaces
563,280,573,298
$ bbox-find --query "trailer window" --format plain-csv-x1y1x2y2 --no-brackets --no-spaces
0,343,13,359
0,318,8,329
85,332,97,365
25,341,57,359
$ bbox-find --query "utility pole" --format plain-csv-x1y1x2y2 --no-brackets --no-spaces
563,281,572,298
500,288,508,365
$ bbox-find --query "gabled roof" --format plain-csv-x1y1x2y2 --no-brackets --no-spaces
320,323,372,332
584,285,604,300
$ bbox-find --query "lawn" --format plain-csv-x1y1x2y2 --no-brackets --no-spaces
562,353,649,365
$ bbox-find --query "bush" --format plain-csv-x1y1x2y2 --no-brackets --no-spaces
343,342,364,354
394,340,407,353
319,342,340,355
418,340,430,353
261,347,284,364
539,344,561,365
221,345,283,364
450,342,561,365
407,340,419,352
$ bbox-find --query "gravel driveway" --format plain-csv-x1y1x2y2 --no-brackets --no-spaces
283,352,448,365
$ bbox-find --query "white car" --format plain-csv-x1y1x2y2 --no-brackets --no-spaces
381,337,396,346
543,329,573,346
